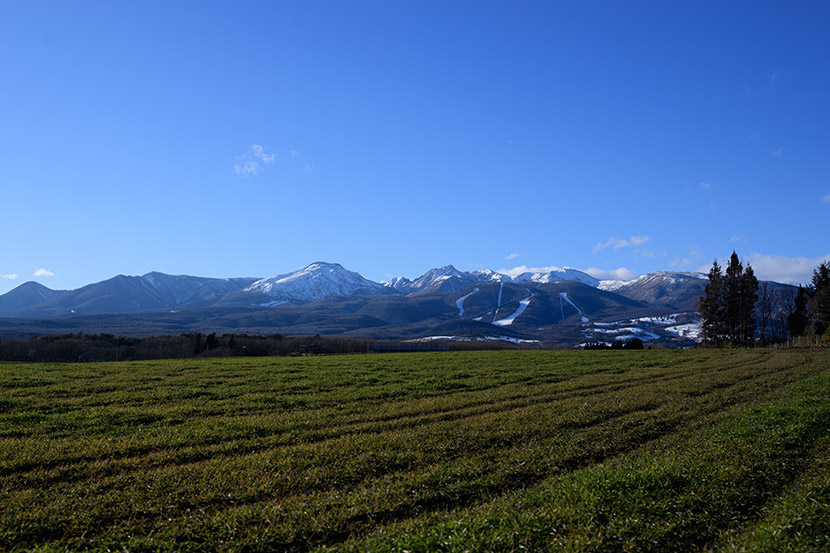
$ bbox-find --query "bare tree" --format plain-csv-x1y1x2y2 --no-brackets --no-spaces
776,286,796,341
758,281,776,346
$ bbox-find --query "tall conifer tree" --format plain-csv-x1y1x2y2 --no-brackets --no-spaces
811,261,830,336
724,252,744,343
740,263,759,344
699,252,759,346
699,260,725,346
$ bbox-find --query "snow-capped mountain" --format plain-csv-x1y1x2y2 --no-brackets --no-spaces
239,262,391,303
382,276,412,290
512,268,599,287
385,265,599,294
0,262,798,347
598,272,708,311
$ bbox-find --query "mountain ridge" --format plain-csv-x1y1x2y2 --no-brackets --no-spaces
0,261,791,347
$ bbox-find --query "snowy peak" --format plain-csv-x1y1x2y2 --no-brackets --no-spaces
244,261,389,302
598,271,705,292
382,276,412,290
390,265,600,295
409,265,466,290
598,271,709,311
512,267,599,287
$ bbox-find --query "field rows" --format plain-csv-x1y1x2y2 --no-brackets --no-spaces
1,349,828,551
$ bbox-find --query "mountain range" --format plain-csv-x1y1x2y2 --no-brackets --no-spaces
0,262,795,347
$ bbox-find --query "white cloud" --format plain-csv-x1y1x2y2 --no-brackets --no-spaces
699,182,711,189
822,194,830,204
34,268,55,277
234,161,258,176
234,144,275,176
251,144,275,163
730,234,744,243
770,147,783,157
584,267,639,281
304,162,313,173
670,257,693,268
1,273,19,280
593,235,652,253
744,253,830,285
289,149,299,158
505,253,521,260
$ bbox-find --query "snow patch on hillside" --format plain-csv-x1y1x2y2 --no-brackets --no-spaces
560,292,589,323
456,287,479,316
493,293,534,326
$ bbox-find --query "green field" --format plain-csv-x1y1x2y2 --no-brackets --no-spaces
1,349,829,552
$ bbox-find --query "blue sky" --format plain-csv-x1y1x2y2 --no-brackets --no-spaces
1,1,828,295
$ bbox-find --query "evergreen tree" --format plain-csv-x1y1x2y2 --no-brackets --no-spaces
740,263,759,344
811,261,830,337
699,252,759,346
699,259,725,346
788,286,810,338
724,252,744,343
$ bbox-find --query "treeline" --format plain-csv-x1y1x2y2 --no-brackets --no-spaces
698,252,830,347
0,332,528,363
583,338,645,350
0,333,371,363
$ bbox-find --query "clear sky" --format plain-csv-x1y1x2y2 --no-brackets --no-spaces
1,1,828,295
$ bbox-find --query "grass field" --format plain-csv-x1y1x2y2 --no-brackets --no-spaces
1,349,829,552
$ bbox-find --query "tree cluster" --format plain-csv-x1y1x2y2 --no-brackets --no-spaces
583,338,645,350
698,252,758,346
699,255,830,347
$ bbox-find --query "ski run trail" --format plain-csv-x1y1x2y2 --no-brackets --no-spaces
493,292,534,327
456,288,479,317
560,292,589,323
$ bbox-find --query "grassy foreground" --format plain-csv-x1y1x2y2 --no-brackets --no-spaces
1,349,828,552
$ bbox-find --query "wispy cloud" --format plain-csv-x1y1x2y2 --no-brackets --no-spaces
584,267,639,281
739,253,830,285
593,235,652,253
669,245,704,270
670,257,693,268
730,234,744,243
770,147,783,157
1,273,19,280
822,194,830,204
505,253,521,260
34,268,55,277
743,73,778,99
234,161,258,176
234,144,276,176
637,249,667,259
251,144,275,163
699,182,711,189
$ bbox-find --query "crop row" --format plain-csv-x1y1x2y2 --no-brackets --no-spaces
1,349,828,551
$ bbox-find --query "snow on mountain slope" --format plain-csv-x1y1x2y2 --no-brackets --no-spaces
244,262,389,303
493,293,534,326
390,266,599,295
382,276,412,290
408,265,468,290
598,271,705,292
456,288,479,316
560,292,589,323
513,268,599,287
